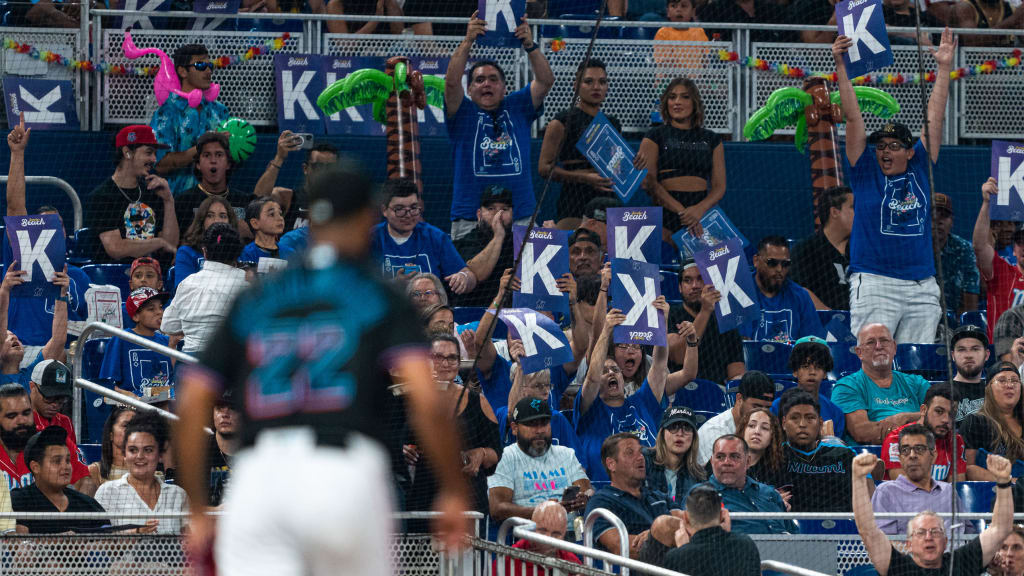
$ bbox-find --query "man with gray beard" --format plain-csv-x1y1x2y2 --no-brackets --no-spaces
487,398,592,524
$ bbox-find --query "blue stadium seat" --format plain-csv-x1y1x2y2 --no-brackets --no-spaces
818,310,851,331
743,341,793,374
660,270,682,303
726,377,795,405
793,518,858,534
955,481,996,514
539,14,620,38
894,343,950,380
81,263,130,298
80,337,110,380
844,565,879,576
79,443,101,465
619,25,656,40
829,342,861,379
67,227,95,266
166,265,176,295
861,445,883,458
670,378,727,419
79,337,112,444
959,311,988,334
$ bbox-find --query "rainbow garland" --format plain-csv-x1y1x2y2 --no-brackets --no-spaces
716,47,1023,84
2,32,291,76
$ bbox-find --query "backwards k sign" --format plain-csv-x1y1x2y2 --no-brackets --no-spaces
610,258,665,346
498,308,573,374
3,78,79,131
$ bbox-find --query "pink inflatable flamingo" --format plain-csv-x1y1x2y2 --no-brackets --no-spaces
122,29,220,108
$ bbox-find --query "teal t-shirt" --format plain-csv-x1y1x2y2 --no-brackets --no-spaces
831,369,930,423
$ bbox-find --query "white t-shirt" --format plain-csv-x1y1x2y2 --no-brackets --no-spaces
696,409,737,466
94,475,190,534
487,443,588,508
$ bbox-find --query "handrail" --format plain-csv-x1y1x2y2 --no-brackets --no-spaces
582,508,630,575
760,560,831,576
71,321,198,440
0,175,83,231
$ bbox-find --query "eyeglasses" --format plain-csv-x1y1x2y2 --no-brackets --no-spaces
875,142,907,152
911,528,945,539
190,61,213,71
763,258,791,269
898,445,932,456
431,353,460,366
411,290,438,299
389,205,422,217
615,344,642,351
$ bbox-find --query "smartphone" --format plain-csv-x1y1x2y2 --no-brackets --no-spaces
292,133,315,150
561,485,581,503
778,484,793,493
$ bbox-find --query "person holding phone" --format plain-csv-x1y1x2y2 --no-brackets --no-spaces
253,132,340,231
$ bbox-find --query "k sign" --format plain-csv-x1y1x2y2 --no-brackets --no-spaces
836,0,892,78
607,207,662,266
274,54,326,135
610,258,666,347
693,239,760,332
477,0,526,47
323,56,387,137
990,140,1024,221
513,225,570,316
4,215,66,300
118,0,172,29
3,78,79,131
498,308,573,375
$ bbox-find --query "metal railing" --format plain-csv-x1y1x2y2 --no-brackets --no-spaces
0,175,83,231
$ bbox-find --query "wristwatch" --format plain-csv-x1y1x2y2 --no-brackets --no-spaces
524,43,538,53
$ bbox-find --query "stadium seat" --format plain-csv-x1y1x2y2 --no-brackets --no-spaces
955,482,996,514
81,263,130,298
619,25,656,41
793,519,858,534
726,377,794,406
829,342,861,379
818,310,851,332
79,443,101,465
79,337,110,380
67,227,96,266
453,307,507,339
539,14,621,38
861,445,883,458
894,344,950,380
660,270,682,303
166,265,176,295
743,341,793,374
959,311,987,334
79,337,112,444
670,378,727,418
844,565,880,576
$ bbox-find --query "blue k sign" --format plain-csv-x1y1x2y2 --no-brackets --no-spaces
836,0,893,78
4,215,66,300
3,78,79,131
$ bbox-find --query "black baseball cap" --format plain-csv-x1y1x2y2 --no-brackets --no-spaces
24,426,67,466
480,185,513,208
31,360,72,399
582,197,621,223
951,324,989,348
568,228,601,249
867,122,913,149
660,405,697,430
512,397,552,424
990,361,1020,381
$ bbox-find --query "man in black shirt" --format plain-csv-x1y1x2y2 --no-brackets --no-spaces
791,186,852,311
206,390,238,507
253,132,339,232
779,390,856,512
668,260,745,384
950,324,989,421
83,125,178,265
174,131,251,237
11,426,107,534
452,185,514,307
662,483,761,576
852,449,1013,576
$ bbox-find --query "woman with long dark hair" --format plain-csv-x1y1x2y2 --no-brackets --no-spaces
634,77,726,234
174,196,240,291
88,406,135,487
738,407,786,488
645,405,706,503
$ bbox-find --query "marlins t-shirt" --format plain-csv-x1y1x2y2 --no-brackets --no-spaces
740,280,825,342
370,221,467,280
831,369,930,423
574,381,663,482
445,85,540,221
848,140,935,281
782,441,855,512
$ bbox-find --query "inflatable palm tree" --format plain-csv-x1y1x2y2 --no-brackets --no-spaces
744,78,899,230
317,56,444,192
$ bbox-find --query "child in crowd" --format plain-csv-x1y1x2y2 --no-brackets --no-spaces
653,0,709,71
239,197,287,272
99,287,174,401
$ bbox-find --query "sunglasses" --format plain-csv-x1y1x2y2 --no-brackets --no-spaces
190,61,213,71
763,258,791,269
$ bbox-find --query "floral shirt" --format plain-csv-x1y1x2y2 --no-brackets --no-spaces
150,93,229,196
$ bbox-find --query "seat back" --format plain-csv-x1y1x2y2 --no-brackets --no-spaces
670,379,728,416
742,341,793,374
81,263,130,298
894,343,950,380
829,342,861,379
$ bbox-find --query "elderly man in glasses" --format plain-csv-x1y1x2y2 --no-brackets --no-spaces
853,447,1012,575
738,235,824,343
151,43,230,196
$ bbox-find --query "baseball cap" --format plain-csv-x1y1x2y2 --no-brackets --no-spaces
126,256,162,279
512,397,552,424
24,426,67,467
867,122,913,149
793,335,831,355
933,193,953,216
31,359,72,399
660,405,697,430
115,125,170,150
990,361,1020,381
568,228,601,249
480,185,513,208
126,287,170,317
951,324,988,348
582,197,622,223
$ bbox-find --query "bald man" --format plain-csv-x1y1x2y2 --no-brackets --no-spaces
830,323,930,444
493,501,584,575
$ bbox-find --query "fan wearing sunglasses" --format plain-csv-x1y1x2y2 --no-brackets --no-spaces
739,236,825,343
151,44,230,197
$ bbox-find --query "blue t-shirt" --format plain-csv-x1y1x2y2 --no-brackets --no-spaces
278,227,309,257
479,356,575,415
573,381,663,482
173,245,204,292
445,85,541,221
495,405,580,455
370,221,467,280
239,243,279,264
97,330,174,395
121,301,135,331
771,392,846,440
5,265,89,346
848,140,935,281
740,280,825,342
584,486,679,544
0,351,43,390
831,369,930,424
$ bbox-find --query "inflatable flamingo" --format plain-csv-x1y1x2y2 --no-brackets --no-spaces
122,29,220,108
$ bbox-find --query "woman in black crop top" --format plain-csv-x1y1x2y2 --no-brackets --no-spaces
634,77,725,234
538,58,623,222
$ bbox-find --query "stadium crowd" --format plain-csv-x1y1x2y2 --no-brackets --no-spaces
0,10,1024,576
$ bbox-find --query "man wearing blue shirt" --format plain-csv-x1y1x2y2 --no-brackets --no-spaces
443,13,555,240
831,323,930,445
832,31,954,344
370,180,477,295
703,435,796,535
741,236,824,343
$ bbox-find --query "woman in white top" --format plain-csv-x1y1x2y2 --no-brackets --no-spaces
95,411,189,534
